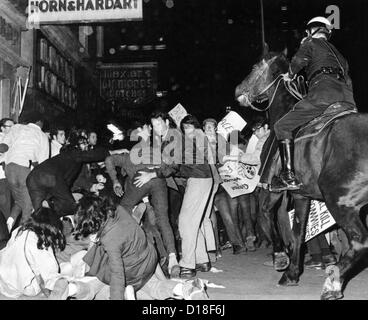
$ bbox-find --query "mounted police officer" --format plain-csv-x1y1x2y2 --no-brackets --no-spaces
271,16,356,192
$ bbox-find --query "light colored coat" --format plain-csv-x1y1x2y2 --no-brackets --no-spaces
0,227,59,298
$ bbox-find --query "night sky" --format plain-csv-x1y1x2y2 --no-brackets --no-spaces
101,0,368,124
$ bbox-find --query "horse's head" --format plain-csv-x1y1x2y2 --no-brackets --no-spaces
235,50,289,108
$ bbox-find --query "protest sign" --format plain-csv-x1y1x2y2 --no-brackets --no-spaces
168,103,188,128
28,0,143,24
288,200,336,242
219,161,260,198
217,111,247,140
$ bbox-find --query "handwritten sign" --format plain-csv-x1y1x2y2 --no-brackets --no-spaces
169,103,188,128
219,161,260,198
99,62,157,106
28,0,143,24
217,111,247,140
288,200,336,242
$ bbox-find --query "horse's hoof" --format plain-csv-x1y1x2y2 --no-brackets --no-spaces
274,252,290,271
321,290,344,300
278,273,299,287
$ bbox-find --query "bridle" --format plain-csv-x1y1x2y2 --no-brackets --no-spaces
242,61,304,112
241,59,305,181
243,74,284,112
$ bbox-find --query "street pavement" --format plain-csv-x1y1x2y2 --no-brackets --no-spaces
202,248,368,300
1,247,368,300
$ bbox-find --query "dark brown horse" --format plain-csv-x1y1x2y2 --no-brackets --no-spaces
257,188,293,271
235,50,368,300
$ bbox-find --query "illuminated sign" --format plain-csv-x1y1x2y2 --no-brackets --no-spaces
99,62,157,107
28,0,142,25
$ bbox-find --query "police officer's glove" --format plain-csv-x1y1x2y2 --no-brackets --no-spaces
283,72,295,82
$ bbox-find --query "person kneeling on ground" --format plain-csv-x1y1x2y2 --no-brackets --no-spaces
82,196,210,300
43,194,148,300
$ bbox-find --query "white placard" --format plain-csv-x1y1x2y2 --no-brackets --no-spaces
219,161,260,197
28,0,143,24
169,103,188,128
245,134,259,154
107,124,122,135
288,200,336,242
217,111,247,139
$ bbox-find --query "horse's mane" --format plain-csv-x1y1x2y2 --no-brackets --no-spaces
251,51,294,125
263,52,290,77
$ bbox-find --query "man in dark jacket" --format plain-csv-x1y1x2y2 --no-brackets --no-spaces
26,137,110,217
271,16,356,192
84,204,209,300
135,112,216,279
104,122,180,277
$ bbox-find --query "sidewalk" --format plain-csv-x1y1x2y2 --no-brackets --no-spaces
1,248,367,300
201,248,368,300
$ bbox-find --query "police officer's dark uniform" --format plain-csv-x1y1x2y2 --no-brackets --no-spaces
271,17,356,192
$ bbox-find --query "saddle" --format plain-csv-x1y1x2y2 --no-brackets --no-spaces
295,102,357,143
258,102,357,185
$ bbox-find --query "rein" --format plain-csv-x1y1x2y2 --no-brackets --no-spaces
246,73,304,112
285,75,305,100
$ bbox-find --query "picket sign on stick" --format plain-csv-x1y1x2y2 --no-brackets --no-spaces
220,173,260,198
288,200,336,242
216,111,247,140
216,111,258,198
169,103,188,128
219,161,260,198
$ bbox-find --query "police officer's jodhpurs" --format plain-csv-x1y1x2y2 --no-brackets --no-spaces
274,74,355,140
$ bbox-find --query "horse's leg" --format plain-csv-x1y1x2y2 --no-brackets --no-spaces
276,191,293,247
278,196,310,286
319,202,368,300
258,189,279,246
258,189,289,270
274,191,294,270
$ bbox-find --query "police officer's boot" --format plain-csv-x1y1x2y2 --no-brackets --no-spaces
270,139,302,192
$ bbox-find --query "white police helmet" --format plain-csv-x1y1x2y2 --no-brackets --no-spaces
307,16,332,28
306,16,332,38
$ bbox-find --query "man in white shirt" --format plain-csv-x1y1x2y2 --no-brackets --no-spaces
50,126,66,157
0,118,15,216
0,112,49,228
0,118,15,248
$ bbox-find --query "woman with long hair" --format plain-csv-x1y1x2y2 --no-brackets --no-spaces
82,194,209,300
0,207,65,298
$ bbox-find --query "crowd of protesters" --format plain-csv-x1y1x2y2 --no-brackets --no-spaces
0,107,345,300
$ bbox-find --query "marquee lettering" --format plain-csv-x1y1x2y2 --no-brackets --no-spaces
30,0,138,12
